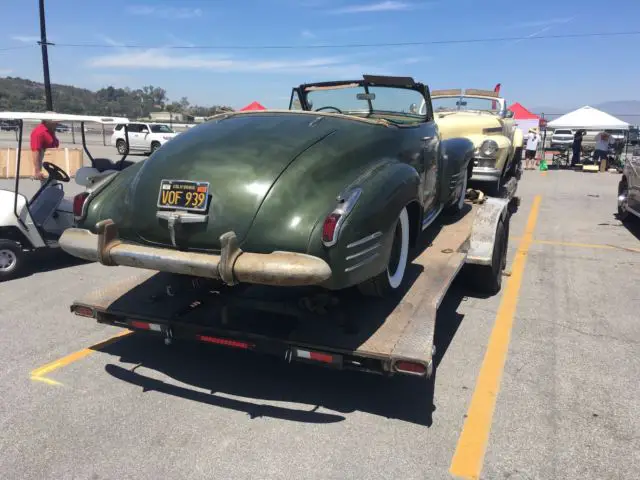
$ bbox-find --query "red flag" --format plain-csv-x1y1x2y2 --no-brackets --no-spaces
492,83,501,110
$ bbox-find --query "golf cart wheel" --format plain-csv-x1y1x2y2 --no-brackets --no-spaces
463,215,508,295
0,239,24,281
116,139,128,155
150,141,161,154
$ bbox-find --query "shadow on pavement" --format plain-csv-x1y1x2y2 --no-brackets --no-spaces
8,249,90,281
616,214,640,243
98,286,468,427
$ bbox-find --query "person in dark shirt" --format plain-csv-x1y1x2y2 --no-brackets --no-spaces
571,129,585,166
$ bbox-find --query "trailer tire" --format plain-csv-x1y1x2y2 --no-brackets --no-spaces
0,239,24,281
357,206,410,298
464,214,508,295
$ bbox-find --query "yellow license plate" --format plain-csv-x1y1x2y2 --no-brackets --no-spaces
157,179,209,212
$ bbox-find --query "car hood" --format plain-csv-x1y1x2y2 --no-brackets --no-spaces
435,112,507,143
82,112,389,251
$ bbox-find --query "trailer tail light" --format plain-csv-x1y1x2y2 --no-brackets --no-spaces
73,305,95,318
196,335,253,350
130,320,162,332
295,349,334,363
394,360,427,376
73,192,89,217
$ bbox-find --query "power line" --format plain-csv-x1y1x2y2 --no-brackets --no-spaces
3,30,637,51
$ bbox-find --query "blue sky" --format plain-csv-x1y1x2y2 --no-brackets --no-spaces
1,0,639,111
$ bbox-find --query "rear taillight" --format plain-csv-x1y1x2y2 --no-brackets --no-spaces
322,213,342,245
321,188,362,248
73,192,89,217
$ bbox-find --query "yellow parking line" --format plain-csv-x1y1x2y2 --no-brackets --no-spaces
509,237,640,253
450,195,542,479
30,330,132,386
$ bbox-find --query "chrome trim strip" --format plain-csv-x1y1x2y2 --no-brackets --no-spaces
344,253,380,273
345,242,381,261
347,231,382,249
421,204,443,231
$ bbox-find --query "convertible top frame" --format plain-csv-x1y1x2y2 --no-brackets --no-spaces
290,74,435,122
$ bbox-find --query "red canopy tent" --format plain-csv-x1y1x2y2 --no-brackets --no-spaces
508,102,539,120
239,101,266,111
508,102,542,134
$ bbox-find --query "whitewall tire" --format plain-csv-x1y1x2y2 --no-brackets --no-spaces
357,206,410,297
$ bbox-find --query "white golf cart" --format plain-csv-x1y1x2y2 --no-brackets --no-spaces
0,112,133,280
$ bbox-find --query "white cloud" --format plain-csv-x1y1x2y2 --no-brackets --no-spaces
10,35,40,43
85,48,378,77
301,30,316,39
126,5,203,19
96,34,126,47
509,17,575,29
0,69,13,76
166,34,196,48
328,1,414,14
395,56,432,64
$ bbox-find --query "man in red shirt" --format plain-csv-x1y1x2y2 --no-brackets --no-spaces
30,116,60,182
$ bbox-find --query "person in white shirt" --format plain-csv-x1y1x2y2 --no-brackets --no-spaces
593,131,613,167
524,128,540,170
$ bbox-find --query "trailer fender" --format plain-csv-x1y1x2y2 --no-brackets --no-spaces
465,197,510,266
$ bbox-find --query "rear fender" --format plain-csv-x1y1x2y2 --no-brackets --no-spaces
308,160,421,290
438,137,475,204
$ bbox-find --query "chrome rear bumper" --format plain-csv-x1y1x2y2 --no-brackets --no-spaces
59,219,332,287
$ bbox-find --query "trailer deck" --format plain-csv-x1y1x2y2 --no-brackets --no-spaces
72,198,510,378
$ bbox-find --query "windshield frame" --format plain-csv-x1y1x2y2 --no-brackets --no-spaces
430,93,507,117
290,75,433,124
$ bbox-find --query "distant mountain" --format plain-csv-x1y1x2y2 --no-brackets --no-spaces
528,101,640,126
593,101,640,126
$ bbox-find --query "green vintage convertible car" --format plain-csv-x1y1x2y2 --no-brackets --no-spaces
61,75,475,297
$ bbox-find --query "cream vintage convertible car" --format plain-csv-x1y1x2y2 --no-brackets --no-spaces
420,88,524,197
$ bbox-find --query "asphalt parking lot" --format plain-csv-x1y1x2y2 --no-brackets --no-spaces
0,167,639,479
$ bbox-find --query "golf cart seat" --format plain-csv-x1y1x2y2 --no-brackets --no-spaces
93,157,134,172
29,185,64,226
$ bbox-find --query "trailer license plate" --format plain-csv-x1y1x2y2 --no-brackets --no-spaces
157,179,209,212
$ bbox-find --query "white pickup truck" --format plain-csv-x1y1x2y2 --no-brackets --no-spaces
550,129,574,149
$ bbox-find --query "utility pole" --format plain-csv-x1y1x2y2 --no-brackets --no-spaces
38,0,54,111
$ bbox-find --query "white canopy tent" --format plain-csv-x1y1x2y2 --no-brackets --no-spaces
547,106,629,131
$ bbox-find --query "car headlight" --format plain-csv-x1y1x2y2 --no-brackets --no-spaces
479,139,499,158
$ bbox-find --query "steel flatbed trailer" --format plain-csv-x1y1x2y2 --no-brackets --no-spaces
70,195,513,379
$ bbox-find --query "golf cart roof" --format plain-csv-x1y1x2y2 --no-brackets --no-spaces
0,111,130,124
